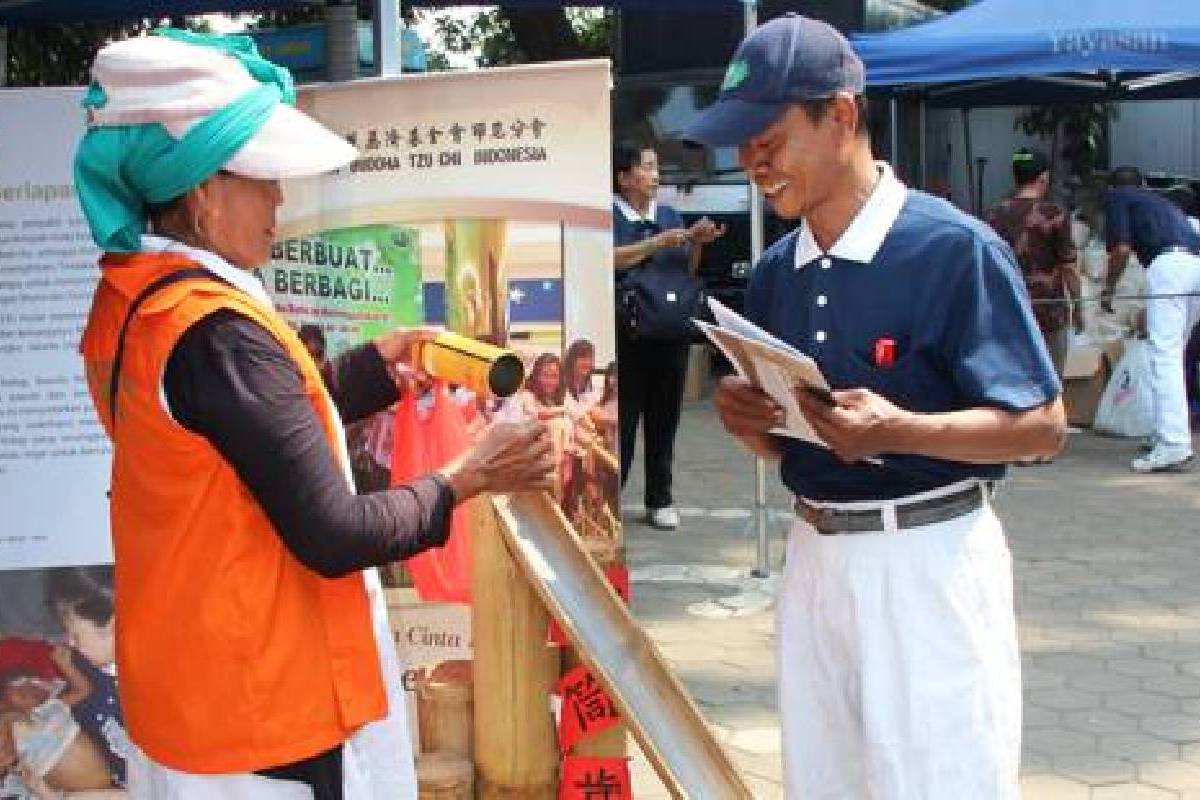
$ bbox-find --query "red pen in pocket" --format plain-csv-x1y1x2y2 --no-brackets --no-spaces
873,337,897,368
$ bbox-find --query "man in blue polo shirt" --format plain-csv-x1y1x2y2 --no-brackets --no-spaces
685,15,1065,799
1103,166,1200,473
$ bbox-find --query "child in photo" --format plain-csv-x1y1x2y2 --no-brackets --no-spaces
44,569,128,789
0,649,118,796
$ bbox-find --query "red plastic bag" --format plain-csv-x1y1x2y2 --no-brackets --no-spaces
391,382,473,603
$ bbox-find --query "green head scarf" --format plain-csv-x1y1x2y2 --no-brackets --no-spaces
74,28,297,253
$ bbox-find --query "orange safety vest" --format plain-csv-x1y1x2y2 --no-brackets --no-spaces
79,250,387,773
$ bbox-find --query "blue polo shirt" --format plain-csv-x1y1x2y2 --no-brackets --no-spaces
612,197,690,272
745,167,1060,502
1105,185,1200,266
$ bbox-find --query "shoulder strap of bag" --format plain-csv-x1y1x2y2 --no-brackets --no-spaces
108,267,226,431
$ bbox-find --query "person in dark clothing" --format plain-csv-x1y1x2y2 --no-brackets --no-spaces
612,142,725,529
686,15,1063,795
1103,166,1200,472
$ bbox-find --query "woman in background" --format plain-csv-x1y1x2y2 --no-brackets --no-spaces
612,142,724,529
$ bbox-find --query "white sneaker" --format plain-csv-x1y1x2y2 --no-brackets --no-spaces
1139,435,1160,453
1131,446,1194,473
648,506,680,530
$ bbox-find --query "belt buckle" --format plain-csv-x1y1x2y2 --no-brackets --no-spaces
795,498,883,535
795,498,840,535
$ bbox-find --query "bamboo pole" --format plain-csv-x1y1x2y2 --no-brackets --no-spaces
470,495,560,798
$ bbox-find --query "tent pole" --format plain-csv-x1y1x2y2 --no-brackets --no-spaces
961,107,974,213
374,0,402,77
326,1,360,82
889,94,899,172
742,0,770,580
918,96,927,189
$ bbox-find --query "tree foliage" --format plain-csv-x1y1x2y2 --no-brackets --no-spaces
1015,103,1119,182
431,6,612,68
3,15,220,87
5,21,155,86
921,0,973,9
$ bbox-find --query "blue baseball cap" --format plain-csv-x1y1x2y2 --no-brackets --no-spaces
684,14,865,148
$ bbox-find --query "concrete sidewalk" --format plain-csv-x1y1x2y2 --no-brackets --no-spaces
622,397,1200,798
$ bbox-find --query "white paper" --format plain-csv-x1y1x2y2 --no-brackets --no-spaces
698,302,889,466
694,316,829,446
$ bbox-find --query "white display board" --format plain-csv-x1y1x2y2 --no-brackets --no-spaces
0,87,108,570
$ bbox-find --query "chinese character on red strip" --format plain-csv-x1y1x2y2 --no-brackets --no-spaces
556,665,620,752
550,564,631,646
559,756,631,800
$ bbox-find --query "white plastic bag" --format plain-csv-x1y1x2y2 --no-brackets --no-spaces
1093,339,1155,438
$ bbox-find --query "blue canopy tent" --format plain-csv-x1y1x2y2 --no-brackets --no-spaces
849,0,1200,209
852,0,1200,106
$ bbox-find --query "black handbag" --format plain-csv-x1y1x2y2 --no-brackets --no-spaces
616,220,708,342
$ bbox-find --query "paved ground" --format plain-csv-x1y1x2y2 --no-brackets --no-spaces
620,395,1200,798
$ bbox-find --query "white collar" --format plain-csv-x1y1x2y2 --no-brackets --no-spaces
793,162,907,268
614,195,657,223
140,235,273,309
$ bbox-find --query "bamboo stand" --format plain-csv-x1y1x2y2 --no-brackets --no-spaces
416,751,474,800
470,496,560,798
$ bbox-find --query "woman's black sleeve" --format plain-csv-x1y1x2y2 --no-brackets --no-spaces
162,309,454,578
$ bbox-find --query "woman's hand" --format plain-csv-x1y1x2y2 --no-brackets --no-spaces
373,327,439,368
653,228,690,249
688,216,727,246
439,420,558,501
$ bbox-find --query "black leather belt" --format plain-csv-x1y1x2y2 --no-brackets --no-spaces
1155,245,1200,259
795,483,992,535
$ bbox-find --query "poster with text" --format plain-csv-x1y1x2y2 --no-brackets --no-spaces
0,88,107,572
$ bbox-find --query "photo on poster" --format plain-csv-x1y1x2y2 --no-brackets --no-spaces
265,216,620,555
0,566,127,799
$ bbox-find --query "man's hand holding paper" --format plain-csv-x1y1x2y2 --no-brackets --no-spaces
795,386,905,464
714,375,785,460
697,299,835,448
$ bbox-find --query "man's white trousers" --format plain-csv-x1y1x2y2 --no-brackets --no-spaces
778,502,1021,799
1145,250,1200,451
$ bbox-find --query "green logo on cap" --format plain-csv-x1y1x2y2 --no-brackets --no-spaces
722,59,749,92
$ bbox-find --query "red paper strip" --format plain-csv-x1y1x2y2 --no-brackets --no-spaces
556,665,621,752
605,563,630,604
559,756,631,800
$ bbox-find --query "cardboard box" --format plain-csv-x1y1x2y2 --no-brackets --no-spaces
1062,339,1125,427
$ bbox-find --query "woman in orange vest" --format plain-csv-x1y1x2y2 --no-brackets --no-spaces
74,30,555,800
